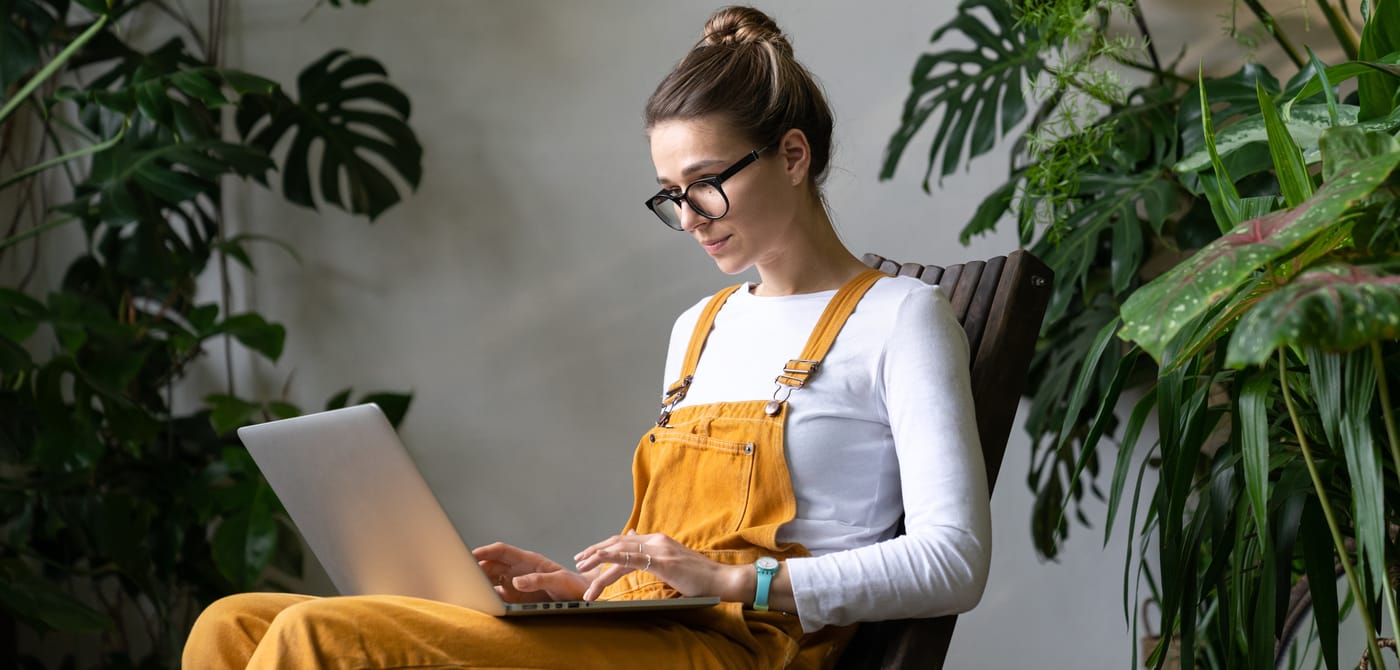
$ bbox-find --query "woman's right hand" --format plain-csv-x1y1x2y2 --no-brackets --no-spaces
472,542,590,602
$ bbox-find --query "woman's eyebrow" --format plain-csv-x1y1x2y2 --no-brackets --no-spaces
656,158,729,185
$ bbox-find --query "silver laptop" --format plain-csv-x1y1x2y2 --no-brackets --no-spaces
237,403,719,616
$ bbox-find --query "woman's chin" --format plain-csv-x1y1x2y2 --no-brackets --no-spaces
711,257,752,276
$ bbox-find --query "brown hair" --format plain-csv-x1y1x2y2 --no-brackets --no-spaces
645,6,835,188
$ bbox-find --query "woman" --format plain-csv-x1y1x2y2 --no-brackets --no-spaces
183,6,989,669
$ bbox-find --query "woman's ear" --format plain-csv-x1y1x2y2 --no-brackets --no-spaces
777,128,812,187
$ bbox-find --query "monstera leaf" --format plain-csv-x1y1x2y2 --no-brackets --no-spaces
880,0,1044,188
70,122,271,225
1120,149,1400,361
1226,264,1400,366
236,49,422,221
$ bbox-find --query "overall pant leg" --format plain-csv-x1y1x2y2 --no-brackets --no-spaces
184,593,787,669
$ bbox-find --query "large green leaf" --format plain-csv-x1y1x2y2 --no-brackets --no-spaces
235,49,422,220
360,391,412,428
1227,264,1400,366
1121,151,1400,361
207,313,286,363
1309,349,1385,616
1255,80,1313,208
1237,372,1272,547
1034,168,1176,324
0,0,66,103
1319,125,1400,180
1177,64,1279,162
75,121,273,227
879,0,1043,188
1196,67,1244,232
1301,499,1341,670
1358,0,1400,120
211,479,278,590
1288,56,1400,109
205,394,262,436
1173,104,1400,174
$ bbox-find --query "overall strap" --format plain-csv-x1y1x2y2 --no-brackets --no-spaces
774,269,887,392
657,270,889,425
658,284,744,425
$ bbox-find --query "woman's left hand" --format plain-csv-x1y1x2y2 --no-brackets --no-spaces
572,531,745,602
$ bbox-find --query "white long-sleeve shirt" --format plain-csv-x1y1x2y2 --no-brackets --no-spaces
662,275,991,632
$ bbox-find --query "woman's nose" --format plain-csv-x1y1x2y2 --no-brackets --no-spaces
678,201,707,232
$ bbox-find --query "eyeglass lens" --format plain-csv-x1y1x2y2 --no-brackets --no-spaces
650,181,727,230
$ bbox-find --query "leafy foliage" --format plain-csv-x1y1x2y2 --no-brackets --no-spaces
886,0,1400,667
0,1,418,666
881,0,1044,189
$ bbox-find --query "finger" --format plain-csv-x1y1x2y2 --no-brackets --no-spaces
574,544,630,573
522,571,587,601
582,562,630,601
472,542,522,561
510,573,544,593
571,525,638,565
478,560,507,582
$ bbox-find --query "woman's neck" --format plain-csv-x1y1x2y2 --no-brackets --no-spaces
750,208,868,297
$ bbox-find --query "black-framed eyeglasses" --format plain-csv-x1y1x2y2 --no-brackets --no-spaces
644,146,768,231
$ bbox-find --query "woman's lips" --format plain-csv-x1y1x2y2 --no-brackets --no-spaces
701,236,730,254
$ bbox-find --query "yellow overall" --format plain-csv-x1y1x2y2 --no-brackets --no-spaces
182,270,884,670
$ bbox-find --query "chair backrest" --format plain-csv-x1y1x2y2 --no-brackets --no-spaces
835,250,1054,670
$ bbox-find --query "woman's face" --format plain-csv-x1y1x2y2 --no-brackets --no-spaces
648,117,800,276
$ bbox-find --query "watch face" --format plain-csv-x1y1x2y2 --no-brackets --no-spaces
756,556,779,571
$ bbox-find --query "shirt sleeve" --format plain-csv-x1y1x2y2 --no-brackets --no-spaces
785,284,991,632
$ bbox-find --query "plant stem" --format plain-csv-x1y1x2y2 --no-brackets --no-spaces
1281,350,1386,667
0,119,126,193
0,14,110,125
1316,0,1361,61
1106,53,1193,86
1240,0,1306,69
1129,1,1163,73
0,215,79,252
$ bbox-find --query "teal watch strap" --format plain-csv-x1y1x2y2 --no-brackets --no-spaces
753,557,779,612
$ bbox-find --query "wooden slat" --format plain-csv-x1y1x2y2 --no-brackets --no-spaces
897,262,923,278
937,264,963,302
962,256,1004,357
947,260,984,323
920,265,944,286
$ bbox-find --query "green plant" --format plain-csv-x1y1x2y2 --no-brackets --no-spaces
886,0,1400,667
0,1,420,667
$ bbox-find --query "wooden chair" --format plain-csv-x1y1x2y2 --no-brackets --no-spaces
835,249,1054,670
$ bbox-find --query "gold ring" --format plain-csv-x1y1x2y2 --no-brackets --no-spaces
623,552,631,567
636,542,643,553
643,553,652,571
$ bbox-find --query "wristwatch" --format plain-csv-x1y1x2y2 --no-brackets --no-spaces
753,556,780,611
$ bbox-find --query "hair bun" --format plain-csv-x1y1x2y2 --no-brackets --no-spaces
700,6,791,54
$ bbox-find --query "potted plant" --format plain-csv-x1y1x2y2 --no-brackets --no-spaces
885,0,1400,667
1,0,419,666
